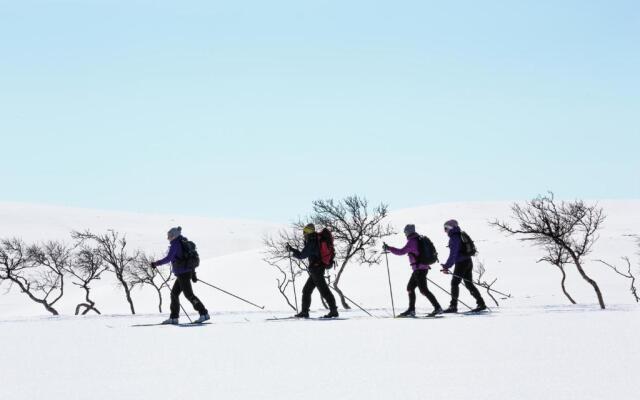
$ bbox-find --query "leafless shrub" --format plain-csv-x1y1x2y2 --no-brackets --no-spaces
491,192,606,309
129,252,172,313
537,244,576,304
263,229,307,311
0,238,68,315
66,246,108,315
596,257,639,303
474,260,503,307
72,230,139,314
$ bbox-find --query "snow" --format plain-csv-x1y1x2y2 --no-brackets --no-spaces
1,201,639,399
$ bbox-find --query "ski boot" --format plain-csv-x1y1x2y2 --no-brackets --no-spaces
470,304,487,313
442,306,458,314
161,317,179,325
321,309,339,319
294,311,310,319
427,307,443,317
397,309,416,318
194,313,210,324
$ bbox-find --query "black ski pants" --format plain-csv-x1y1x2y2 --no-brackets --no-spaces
301,266,337,312
407,269,441,311
170,271,208,319
450,259,485,308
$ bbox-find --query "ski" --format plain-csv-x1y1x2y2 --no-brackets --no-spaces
266,317,347,321
395,315,444,320
177,322,212,327
462,310,490,316
131,322,212,327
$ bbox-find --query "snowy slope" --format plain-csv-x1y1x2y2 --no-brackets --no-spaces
1,201,639,400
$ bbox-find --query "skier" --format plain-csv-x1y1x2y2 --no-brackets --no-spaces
383,224,443,317
151,227,210,324
440,220,486,313
286,223,339,319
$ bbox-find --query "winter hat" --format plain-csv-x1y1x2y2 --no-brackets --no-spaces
303,223,316,235
168,226,182,239
403,224,416,236
444,220,459,230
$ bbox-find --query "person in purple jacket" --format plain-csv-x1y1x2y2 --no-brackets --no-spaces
383,224,443,317
440,219,486,313
151,227,210,324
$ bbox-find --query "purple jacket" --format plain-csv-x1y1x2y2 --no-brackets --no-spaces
386,233,430,271
442,226,471,269
155,236,191,275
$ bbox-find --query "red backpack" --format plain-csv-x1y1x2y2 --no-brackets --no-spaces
317,228,336,268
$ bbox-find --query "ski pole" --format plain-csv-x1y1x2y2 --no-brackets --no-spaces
331,287,376,318
198,278,265,310
156,269,193,323
288,253,299,313
426,277,474,311
450,273,511,298
383,250,396,318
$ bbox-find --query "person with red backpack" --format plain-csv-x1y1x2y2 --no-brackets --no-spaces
286,223,339,319
383,224,443,318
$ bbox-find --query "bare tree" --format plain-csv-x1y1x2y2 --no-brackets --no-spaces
474,260,502,307
308,196,395,309
0,238,67,315
72,230,139,314
263,229,307,311
537,244,576,304
128,252,172,313
595,258,639,303
66,246,108,315
491,193,606,309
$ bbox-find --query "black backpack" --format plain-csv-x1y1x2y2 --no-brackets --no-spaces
459,231,477,257
415,235,438,265
176,237,200,269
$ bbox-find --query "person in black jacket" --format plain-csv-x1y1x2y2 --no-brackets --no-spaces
287,223,339,319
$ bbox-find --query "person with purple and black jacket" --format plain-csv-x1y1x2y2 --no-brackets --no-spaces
440,219,486,313
151,226,210,324
383,224,443,317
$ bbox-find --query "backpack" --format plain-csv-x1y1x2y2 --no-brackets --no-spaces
459,231,477,257
317,228,336,268
176,237,200,269
415,235,438,265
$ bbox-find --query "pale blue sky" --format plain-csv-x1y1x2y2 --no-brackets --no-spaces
1,0,638,221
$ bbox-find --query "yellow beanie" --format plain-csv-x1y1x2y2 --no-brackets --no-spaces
303,224,316,235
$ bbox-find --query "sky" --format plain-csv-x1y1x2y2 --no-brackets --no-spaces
0,0,638,221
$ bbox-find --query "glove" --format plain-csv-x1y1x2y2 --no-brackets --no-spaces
286,243,293,252
150,261,157,269
191,272,198,283
440,265,450,274
382,243,389,251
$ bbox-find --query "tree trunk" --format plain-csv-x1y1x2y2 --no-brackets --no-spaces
76,286,101,315
556,265,576,304
156,288,163,313
10,277,59,315
115,271,136,314
332,262,351,309
568,251,605,309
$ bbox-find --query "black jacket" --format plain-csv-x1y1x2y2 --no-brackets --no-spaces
291,233,322,267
